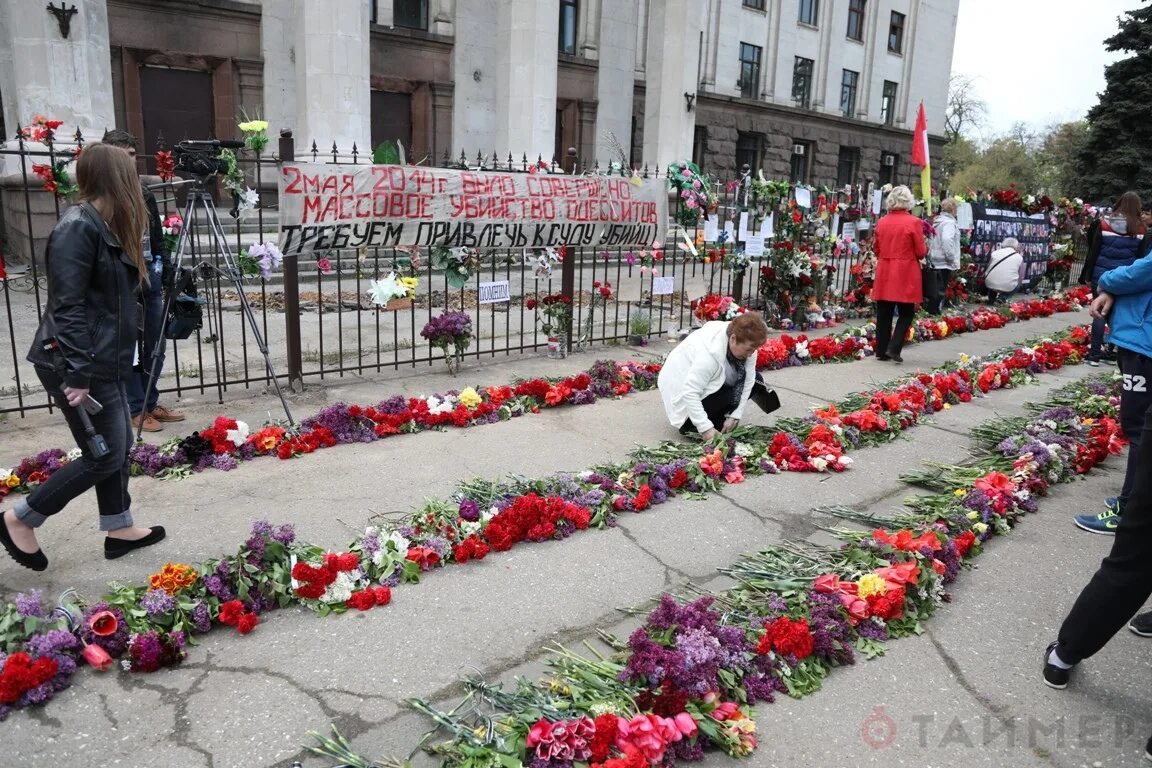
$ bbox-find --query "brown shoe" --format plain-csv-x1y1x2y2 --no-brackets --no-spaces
132,413,163,432
149,405,185,422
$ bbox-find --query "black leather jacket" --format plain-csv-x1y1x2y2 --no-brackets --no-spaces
27,203,142,387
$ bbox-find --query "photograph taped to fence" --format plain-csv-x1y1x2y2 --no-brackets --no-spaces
278,164,669,255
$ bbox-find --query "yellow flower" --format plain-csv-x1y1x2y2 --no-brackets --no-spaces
966,509,978,519
458,387,482,408
956,489,969,498
5,474,19,488
973,522,989,535
857,573,888,599
400,276,419,296
942,403,951,410
238,119,268,133
959,353,970,364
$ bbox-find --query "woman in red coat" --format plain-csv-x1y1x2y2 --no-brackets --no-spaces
872,185,927,362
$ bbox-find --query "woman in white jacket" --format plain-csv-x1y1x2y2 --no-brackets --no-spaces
658,313,771,440
925,198,961,315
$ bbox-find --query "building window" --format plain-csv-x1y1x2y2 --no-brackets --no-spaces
840,69,859,117
836,146,859,187
736,131,764,173
738,43,762,99
846,0,865,41
792,56,814,108
559,0,578,55
692,126,708,171
743,0,766,9
888,11,905,53
790,140,811,184
879,152,898,185
798,0,818,26
394,0,428,30
881,81,898,126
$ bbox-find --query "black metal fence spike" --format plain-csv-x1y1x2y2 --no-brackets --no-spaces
330,141,339,162
441,148,450,166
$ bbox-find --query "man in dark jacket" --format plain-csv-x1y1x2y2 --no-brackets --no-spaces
102,129,185,432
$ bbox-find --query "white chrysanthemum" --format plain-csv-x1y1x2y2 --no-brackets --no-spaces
321,570,361,604
384,530,410,553
65,448,83,461
225,420,250,447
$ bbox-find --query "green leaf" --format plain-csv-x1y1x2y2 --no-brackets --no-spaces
373,141,401,166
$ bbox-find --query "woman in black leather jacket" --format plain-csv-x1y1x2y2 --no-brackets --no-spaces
0,143,167,571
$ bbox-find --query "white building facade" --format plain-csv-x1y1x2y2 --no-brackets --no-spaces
0,0,958,186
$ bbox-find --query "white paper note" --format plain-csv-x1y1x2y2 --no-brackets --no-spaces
703,214,719,242
722,220,735,242
842,222,857,242
872,190,883,215
744,235,765,257
957,202,974,230
831,214,841,236
760,213,774,239
652,276,675,295
795,187,812,209
738,212,750,241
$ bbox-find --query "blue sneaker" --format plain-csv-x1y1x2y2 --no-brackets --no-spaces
1075,507,1121,534
1105,496,1119,511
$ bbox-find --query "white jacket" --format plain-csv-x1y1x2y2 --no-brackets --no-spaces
984,247,1023,292
658,321,756,431
928,213,961,270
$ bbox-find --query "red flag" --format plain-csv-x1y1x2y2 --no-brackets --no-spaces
911,102,929,168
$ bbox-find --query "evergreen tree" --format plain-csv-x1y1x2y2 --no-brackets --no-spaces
1076,2,1152,204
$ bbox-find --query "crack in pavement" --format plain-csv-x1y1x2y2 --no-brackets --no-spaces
614,521,693,587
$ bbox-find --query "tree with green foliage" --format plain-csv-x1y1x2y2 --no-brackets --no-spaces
949,137,1039,195
1076,2,1152,204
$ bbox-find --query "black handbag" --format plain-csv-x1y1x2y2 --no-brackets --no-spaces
749,381,781,414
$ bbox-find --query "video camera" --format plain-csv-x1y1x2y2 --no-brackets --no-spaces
173,139,245,179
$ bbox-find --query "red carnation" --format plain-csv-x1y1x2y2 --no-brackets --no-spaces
218,599,245,626
236,612,259,634
372,586,392,606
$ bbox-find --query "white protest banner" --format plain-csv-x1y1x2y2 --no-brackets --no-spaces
278,165,668,256
478,280,511,304
652,276,675,295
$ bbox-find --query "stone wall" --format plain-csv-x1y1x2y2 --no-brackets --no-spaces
696,96,945,186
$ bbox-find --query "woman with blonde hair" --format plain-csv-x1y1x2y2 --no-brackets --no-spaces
871,185,927,362
0,143,168,571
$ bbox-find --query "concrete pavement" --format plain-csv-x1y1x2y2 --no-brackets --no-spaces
3,308,1145,768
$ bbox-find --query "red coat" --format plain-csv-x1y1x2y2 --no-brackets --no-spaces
872,210,928,304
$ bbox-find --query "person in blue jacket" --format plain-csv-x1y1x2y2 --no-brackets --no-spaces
1074,200,1152,535
1046,237,1152,697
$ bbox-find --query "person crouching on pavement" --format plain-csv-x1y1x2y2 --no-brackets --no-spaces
658,313,772,440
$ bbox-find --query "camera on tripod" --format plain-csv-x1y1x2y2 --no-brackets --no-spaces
173,139,245,179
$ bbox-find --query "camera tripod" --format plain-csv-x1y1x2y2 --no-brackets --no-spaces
135,180,295,441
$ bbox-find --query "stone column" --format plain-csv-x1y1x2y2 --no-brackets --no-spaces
579,0,600,59
0,0,115,139
495,0,557,160
594,0,636,165
429,80,454,162
293,0,371,152
261,0,296,141
641,0,703,168
451,0,498,154
430,0,455,37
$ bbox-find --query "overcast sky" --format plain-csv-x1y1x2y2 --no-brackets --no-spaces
951,0,1135,139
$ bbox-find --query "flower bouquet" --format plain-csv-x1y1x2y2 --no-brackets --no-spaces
433,246,482,288
527,293,573,357
667,161,715,227
420,311,473,375
21,116,79,199
691,294,744,324
236,242,284,281
367,272,419,310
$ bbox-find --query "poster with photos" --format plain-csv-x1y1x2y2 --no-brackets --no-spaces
967,204,1051,285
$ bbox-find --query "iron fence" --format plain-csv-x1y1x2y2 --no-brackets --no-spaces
0,129,1085,418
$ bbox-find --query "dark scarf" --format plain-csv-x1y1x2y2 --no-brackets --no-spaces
726,348,746,409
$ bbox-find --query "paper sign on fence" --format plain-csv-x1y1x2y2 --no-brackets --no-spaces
760,214,774,239
652,276,675,295
872,190,884,215
957,202,974,230
478,280,510,304
738,212,750,242
744,235,765,257
842,222,857,242
704,214,719,242
795,187,812,209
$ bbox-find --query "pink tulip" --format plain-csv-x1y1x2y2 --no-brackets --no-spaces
813,573,841,593
673,712,698,738
82,643,113,672
88,610,118,637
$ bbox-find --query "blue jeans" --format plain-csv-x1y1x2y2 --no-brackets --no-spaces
14,367,135,530
127,258,166,415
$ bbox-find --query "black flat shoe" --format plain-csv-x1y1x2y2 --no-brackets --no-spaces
876,354,890,361
104,526,166,560
890,355,903,364
0,511,48,571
